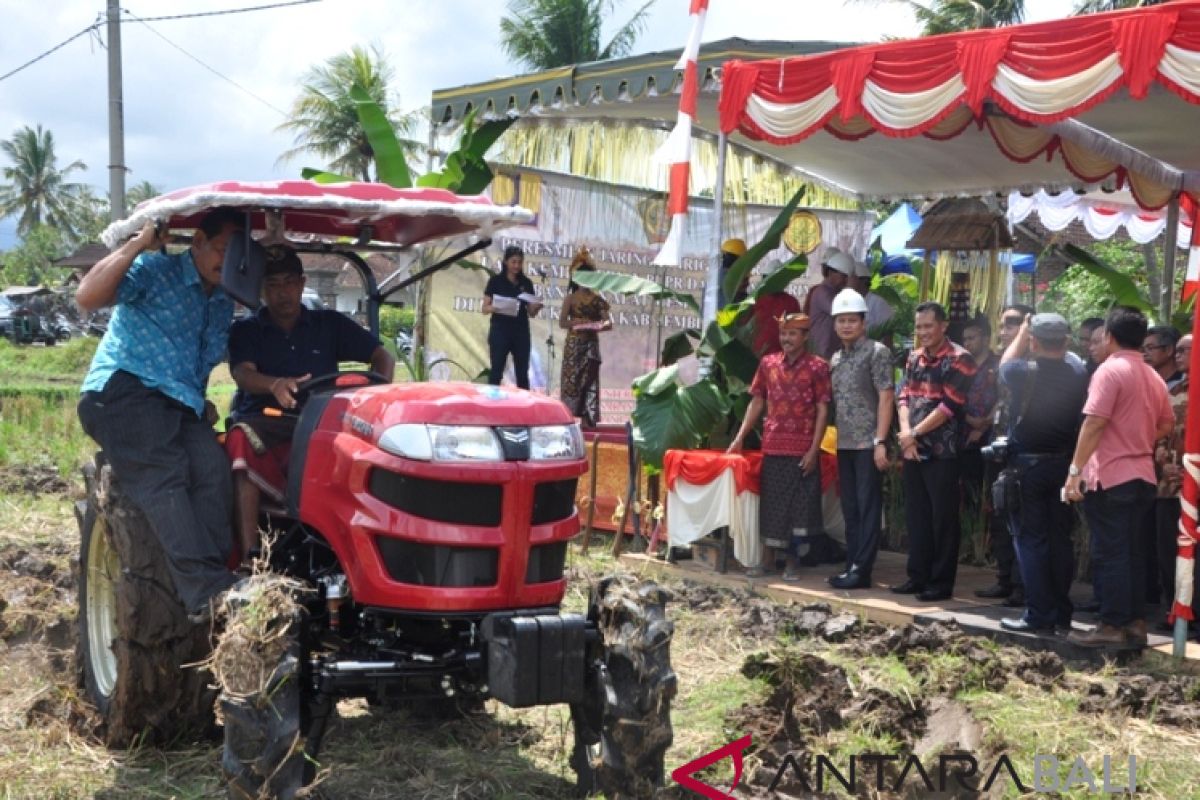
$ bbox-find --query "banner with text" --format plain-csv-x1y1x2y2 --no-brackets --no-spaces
424,168,873,423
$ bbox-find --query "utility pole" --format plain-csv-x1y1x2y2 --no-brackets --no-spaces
107,0,126,221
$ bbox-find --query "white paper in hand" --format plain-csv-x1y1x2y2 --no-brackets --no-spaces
491,295,520,316
518,292,540,304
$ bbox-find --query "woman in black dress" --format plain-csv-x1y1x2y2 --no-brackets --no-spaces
482,244,543,388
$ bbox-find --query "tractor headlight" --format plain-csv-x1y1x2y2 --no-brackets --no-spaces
530,424,584,460
377,424,433,461
428,425,504,462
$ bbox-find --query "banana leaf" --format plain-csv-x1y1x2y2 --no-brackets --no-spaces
631,372,731,470
714,337,759,387
661,329,701,366
301,167,355,184
418,111,518,196
351,83,412,189
1061,243,1153,312
721,187,807,302
753,258,808,298
569,270,701,314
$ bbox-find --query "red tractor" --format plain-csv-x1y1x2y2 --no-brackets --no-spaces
75,182,676,799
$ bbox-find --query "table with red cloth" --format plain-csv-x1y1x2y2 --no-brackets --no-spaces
664,449,839,568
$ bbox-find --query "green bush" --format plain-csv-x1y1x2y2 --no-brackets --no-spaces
379,305,415,343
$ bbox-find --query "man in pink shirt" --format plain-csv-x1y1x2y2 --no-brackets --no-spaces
1063,306,1173,650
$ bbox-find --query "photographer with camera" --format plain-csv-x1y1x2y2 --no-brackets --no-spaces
996,313,1089,635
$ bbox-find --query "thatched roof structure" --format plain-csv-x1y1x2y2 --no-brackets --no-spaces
53,242,110,271
907,198,1014,251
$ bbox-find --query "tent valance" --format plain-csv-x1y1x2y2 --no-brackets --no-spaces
1007,189,1194,245
718,3,1200,209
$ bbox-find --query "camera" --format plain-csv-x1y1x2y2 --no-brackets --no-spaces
981,436,1009,464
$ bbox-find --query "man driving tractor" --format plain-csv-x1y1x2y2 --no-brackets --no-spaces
75,208,244,623
224,244,395,564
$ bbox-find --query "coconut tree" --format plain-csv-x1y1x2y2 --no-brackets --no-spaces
0,125,87,239
848,0,1025,35
277,44,420,182
126,180,161,207
499,0,657,70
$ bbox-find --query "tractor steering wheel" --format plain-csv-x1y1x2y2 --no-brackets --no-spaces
295,370,391,399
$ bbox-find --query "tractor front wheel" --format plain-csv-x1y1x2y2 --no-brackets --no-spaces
574,576,677,799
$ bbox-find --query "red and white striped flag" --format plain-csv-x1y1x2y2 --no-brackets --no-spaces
1182,196,1200,303
652,0,708,267
1176,193,1200,627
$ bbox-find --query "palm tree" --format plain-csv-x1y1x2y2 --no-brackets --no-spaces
0,125,86,239
850,0,1024,35
126,180,161,207
277,44,419,181
499,0,657,71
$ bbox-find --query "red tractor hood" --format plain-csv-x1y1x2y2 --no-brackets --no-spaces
342,382,575,431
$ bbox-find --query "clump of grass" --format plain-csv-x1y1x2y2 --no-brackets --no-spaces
0,393,91,478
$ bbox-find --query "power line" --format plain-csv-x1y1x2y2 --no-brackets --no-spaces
121,8,289,117
0,23,100,83
129,0,322,24
0,0,322,85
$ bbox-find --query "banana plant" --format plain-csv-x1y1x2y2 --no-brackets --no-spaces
301,83,515,194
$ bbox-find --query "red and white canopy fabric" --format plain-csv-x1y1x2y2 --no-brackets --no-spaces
100,180,534,250
1007,189,1194,245
718,2,1200,210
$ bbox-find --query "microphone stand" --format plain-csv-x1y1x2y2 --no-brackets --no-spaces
540,269,556,397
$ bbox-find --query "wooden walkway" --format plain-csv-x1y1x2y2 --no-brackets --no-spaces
620,549,1200,665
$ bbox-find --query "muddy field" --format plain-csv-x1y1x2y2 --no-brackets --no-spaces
3,468,1200,799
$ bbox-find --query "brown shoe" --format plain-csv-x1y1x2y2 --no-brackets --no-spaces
1067,624,1130,649
1124,619,1148,648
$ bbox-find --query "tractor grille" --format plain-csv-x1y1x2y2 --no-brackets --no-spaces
368,468,502,527
531,479,578,525
376,538,498,587
525,541,568,584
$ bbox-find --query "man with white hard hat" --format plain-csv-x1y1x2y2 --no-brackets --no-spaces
828,288,895,589
805,247,853,360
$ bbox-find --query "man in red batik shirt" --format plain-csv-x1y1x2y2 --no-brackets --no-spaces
728,312,831,580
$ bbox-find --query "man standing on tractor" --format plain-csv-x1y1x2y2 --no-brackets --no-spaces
75,209,244,623
225,245,395,563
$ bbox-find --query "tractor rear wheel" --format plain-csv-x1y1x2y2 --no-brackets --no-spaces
573,576,677,799
76,457,217,746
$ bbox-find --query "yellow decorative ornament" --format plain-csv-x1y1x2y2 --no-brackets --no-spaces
820,426,838,456
783,210,822,255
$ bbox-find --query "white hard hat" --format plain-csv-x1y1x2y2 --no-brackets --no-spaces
822,249,855,276
831,287,869,316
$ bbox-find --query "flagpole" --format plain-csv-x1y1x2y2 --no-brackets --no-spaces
1175,197,1200,658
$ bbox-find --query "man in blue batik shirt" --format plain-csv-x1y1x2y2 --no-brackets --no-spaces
76,208,243,622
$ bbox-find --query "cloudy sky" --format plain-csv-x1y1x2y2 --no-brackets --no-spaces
0,0,1078,247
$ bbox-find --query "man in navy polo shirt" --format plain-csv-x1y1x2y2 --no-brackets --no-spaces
225,245,394,562
77,208,244,622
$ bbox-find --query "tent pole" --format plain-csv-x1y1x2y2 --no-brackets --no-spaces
1162,194,1181,323
704,131,729,329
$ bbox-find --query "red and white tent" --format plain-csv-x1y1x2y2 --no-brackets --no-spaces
717,2,1200,210
715,2,1200,655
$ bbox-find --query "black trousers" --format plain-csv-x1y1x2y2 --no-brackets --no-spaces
1011,456,1075,629
837,449,882,576
1084,480,1156,627
961,447,1021,590
903,458,961,592
78,370,236,614
488,323,531,389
